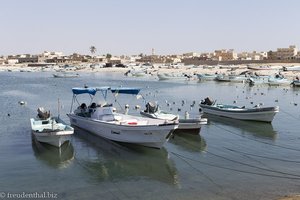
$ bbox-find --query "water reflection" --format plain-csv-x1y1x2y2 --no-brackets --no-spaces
169,133,207,152
31,136,74,169
74,127,178,185
204,114,277,140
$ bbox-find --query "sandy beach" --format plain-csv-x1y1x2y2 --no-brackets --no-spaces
1,63,300,81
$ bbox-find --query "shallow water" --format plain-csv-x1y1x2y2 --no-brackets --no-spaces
0,71,300,200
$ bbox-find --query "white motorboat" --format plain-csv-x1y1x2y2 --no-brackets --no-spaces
283,65,300,71
292,79,300,87
140,102,207,134
53,72,79,78
157,73,190,81
196,73,217,81
30,108,74,147
267,76,291,86
215,74,248,83
67,87,178,149
200,97,279,123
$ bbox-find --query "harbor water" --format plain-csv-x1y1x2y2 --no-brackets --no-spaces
0,72,300,200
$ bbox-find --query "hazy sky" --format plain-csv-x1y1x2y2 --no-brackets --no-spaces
1,0,300,56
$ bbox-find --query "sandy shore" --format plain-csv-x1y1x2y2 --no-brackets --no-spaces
1,63,300,80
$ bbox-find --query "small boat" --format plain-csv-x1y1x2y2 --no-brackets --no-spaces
267,76,291,86
67,87,178,149
196,73,217,81
157,73,190,81
248,65,282,70
215,74,248,83
124,69,146,77
283,65,300,71
200,97,279,123
247,76,269,86
30,107,74,147
53,73,79,78
140,102,207,134
291,79,300,87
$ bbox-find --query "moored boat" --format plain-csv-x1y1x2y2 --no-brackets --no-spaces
267,76,291,86
215,74,248,83
200,97,279,123
67,87,178,149
30,108,74,147
140,102,207,134
196,73,217,81
291,79,300,87
157,73,190,81
53,73,79,78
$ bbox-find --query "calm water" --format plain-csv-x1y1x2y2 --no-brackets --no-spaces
0,71,300,200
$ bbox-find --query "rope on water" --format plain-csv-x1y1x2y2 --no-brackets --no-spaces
170,151,300,180
211,122,300,152
170,135,300,179
225,147,300,164
279,108,300,120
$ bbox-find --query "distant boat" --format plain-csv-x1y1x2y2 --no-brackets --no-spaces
30,107,74,147
267,76,291,86
247,76,269,85
248,65,282,70
291,79,300,87
196,73,217,81
215,74,248,83
200,97,279,123
283,66,300,71
53,73,79,78
157,73,190,81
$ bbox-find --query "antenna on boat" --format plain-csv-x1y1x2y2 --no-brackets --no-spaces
58,98,60,119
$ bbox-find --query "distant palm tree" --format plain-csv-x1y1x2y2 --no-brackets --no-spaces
106,53,112,59
90,46,97,55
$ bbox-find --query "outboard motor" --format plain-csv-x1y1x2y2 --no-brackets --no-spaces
145,102,157,113
37,107,50,119
201,97,214,105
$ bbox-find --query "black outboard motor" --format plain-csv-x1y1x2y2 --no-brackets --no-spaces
201,97,214,105
145,102,157,113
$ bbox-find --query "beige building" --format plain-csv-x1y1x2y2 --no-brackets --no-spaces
182,52,199,58
213,49,237,61
276,45,297,59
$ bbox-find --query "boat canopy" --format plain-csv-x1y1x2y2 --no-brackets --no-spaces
72,87,140,96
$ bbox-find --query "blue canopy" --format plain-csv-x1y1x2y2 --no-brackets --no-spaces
72,87,97,95
72,87,140,96
110,87,140,95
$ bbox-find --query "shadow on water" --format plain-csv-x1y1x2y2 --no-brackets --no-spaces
74,127,178,185
31,136,74,169
203,114,277,140
168,132,207,152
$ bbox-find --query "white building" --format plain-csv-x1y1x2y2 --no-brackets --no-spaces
276,45,297,59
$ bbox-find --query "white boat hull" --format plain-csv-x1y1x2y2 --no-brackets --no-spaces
32,132,72,147
68,114,177,148
30,117,74,147
140,111,207,134
157,74,187,81
200,105,279,123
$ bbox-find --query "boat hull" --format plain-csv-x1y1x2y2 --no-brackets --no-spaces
140,111,207,134
67,114,177,148
196,74,217,81
30,117,73,147
32,131,72,147
200,105,279,123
